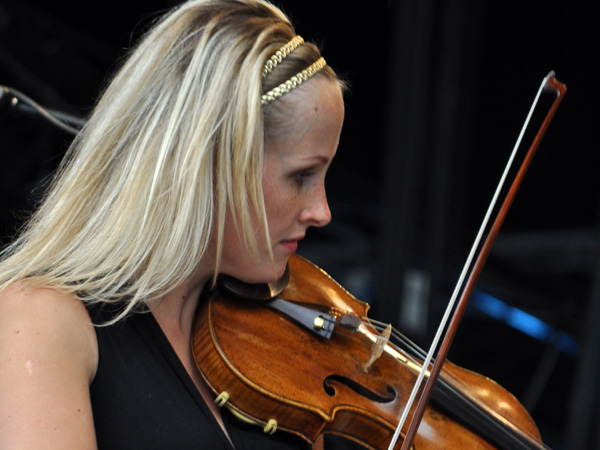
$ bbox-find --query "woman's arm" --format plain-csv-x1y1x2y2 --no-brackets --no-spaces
0,283,98,449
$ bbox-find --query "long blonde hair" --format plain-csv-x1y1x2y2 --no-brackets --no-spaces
0,0,337,322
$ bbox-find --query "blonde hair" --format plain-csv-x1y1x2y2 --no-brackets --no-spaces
0,0,337,322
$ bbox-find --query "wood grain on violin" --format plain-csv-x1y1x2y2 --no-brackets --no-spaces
192,254,545,449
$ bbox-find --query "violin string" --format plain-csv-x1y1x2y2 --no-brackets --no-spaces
328,310,551,447
367,318,427,359
368,319,509,425
361,317,551,447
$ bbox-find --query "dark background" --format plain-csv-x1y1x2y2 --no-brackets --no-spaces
1,1,599,448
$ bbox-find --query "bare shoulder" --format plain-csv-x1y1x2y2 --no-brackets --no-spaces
0,282,98,375
0,282,98,449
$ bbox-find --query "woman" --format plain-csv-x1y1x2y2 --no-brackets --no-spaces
0,0,345,448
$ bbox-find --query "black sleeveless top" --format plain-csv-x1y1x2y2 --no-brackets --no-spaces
88,304,309,450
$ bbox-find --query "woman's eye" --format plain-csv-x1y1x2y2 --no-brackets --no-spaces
295,171,313,186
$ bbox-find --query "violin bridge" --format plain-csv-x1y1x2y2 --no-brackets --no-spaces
363,324,392,372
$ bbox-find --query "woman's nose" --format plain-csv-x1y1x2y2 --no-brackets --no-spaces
299,184,331,227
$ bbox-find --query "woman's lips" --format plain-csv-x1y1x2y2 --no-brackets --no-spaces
280,240,298,253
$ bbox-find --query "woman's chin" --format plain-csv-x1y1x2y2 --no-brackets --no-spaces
224,259,288,286
257,264,288,285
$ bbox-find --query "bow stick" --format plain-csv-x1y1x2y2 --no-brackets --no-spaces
387,72,567,450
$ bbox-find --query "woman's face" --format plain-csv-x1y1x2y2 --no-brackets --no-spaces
219,76,345,283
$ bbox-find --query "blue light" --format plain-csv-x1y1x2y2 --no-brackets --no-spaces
470,290,578,357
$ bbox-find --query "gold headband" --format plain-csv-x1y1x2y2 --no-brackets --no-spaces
261,36,327,106
262,35,304,78
261,57,326,105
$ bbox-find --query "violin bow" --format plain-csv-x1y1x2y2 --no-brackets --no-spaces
387,72,567,450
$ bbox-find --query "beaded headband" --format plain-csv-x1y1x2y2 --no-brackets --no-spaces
261,36,327,106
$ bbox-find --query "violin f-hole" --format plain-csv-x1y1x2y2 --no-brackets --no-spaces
323,375,397,404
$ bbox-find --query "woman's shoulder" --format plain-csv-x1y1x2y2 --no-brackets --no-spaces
1,280,91,331
0,282,98,449
0,281,98,372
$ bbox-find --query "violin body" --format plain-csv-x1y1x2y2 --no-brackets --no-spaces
192,254,543,449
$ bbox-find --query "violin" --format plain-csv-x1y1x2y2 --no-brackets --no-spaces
193,253,545,449
191,72,565,449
